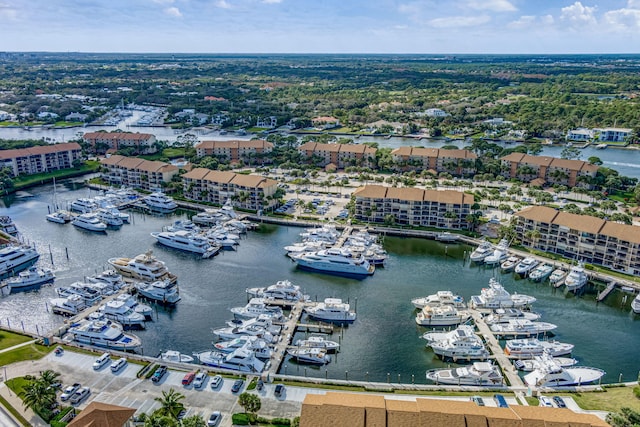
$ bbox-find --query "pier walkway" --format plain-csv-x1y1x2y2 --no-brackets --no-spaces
334,226,353,248
266,302,305,378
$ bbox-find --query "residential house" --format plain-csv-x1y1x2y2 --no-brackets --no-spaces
194,140,273,164
0,142,83,177
500,153,599,188
391,147,477,176
566,128,594,142
424,108,448,117
311,116,340,130
596,127,633,143
65,112,89,122
256,116,277,128
83,132,157,155
100,155,178,190
37,111,59,120
298,142,376,169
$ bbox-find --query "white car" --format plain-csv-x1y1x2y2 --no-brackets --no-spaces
193,371,208,389
210,375,223,389
110,357,128,373
539,396,554,407
60,383,81,401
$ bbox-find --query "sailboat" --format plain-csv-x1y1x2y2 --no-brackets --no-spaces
46,178,72,224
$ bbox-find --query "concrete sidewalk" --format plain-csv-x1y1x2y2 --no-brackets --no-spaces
0,382,48,426
0,340,37,355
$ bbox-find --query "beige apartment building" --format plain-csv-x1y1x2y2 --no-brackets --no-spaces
500,153,599,188
194,139,273,164
182,167,278,211
0,142,83,176
298,142,377,169
353,185,474,229
83,132,157,154
100,155,179,190
391,147,477,176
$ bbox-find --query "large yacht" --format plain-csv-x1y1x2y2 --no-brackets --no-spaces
469,241,494,263
549,269,567,287
98,300,146,329
5,267,54,292
108,251,178,284
95,208,124,227
214,336,273,360
113,293,153,319
426,362,504,386
72,213,108,232
0,245,40,279
144,192,177,211
415,305,471,327
490,319,558,338
504,338,574,358
287,347,331,365
291,248,375,277
564,262,588,292
294,335,340,353
514,257,540,276
483,239,510,266
425,326,490,361
69,198,98,213
246,279,308,302
213,315,281,343
470,278,536,309
66,319,142,350
135,279,180,305
230,298,284,320
514,357,578,372
150,230,219,258
56,282,103,306
194,346,265,373
411,291,464,310
524,355,605,387
305,298,357,323
50,294,86,316
484,308,540,325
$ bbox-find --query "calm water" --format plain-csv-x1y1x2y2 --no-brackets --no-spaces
1,182,639,384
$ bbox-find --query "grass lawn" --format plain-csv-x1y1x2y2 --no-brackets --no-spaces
5,376,31,396
0,331,34,351
12,161,100,190
555,386,640,412
0,343,52,367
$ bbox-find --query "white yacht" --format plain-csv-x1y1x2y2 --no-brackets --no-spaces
411,291,464,309
490,319,558,338
504,338,574,358
214,315,281,343
632,294,640,314
524,356,605,387
294,335,340,353
114,293,153,319
150,230,220,258
159,350,194,363
514,357,578,372
135,279,180,305
67,319,142,350
300,225,340,243
426,326,490,361
284,241,328,255
56,282,103,306
0,245,40,279
470,278,536,309
99,300,146,329
484,308,541,325
564,262,588,292
483,239,510,266
50,294,87,316
144,192,177,211
69,198,98,213
422,325,476,345
5,267,54,292
46,211,71,224
246,280,308,302
287,347,331,365
415,305,471,327
95,208,124,227
305,298,357,323
230,298,284,320
549,269,567,287
167,219,200,233
192,210,229,226
214,336,273,360
500,256,521,272
515,257,540,276
108,251,178,284
426,362,504,386
529,263,554,282
469,241,494,263
194,346,265,373
86,270,126,290
291,248,374,277
72,213,107,232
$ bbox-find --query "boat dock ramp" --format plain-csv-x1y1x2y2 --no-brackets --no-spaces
334,226,353,248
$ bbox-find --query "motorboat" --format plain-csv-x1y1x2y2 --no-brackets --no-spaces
564,262,588,292
5,267,54,292
435,232,459,243
50,294,87,316
46,211,71,224
426,326,490,361
56,282,102,306
484,308,541,325
0,245,40,279
192,210,229,226
230,298,284,321
284,241,328,255
500,256,521,272
214,315,281,342
515,257,539,276
426,362,504,386
86,270,126,290
214,336,273,359
490,319,557,338
66,319,142,350
469,241,494,263
291,248,375,277
514,357,578,372
632,294,640,314
0,216,18,235
194,346,265,373
98,205,130,223
135,279,180,305
529,263,554,282
422,325,476,345
549,269,567,287
144,192,177,211
69,198,97,213
114,293,153,319
84,281,117,297
72,213,107,232
483,239,510,266
206,233,239,250
95,208,124,226
287,347,331,365
99,300,146,329
300,224,340,243
504,338,574,358
294,335,340,353
415,305,471,327
159,350,194,363
108,251,178,284
246,280,308,302
411,291,465,309
167,219,200,233
470,278,536,309
523,355,605,387
150,230,220,258
305,298,357,323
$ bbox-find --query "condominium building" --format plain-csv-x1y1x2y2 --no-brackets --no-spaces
0,142,83,176
182,168,278,211
515,205,640,275
500,153,599,188
301,392,609,427
194,139,273,164
100,155,179,190
391,147,477,176
83,132,157,154
298,142,376,169
596,127,633,142
353,185,474,229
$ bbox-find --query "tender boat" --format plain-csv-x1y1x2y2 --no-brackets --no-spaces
490,319,557,338
159,350,194,363
214,336,273,359
564,262,588,292
529,263,554,282
135,279,180,305
469,241,494,263
72,213,107,232
108,251,178,284
549,269,567,287
523,355,605,387
5,267,54,292
194,346,265,373
515,257,539,276
483,239,510,266
515,357,578,372
230,298,284,321
500,256,521,272
305,298,357,323
504,338,574,358
411,291,465,309
67,319,142,350
246,279,308,302
144,192,177,211
470,278,536,309
46,211,71,224
50,294,87,316
484,308,541,325
0,245,40,279
287,347,331,365
426,362,504,386
150,230,220,258
99,300,146,329
95,208,124,226
415,305,471,327
0,216,18,235
426,326,490,361
632,294,640,314
294,335,340,353
291,248,375,277
69,198,98,213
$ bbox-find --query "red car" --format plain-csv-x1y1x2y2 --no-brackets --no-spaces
182,371,196,386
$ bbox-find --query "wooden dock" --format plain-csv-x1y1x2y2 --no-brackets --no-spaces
597,281,617,302
265,301,305,378
334,226,353,248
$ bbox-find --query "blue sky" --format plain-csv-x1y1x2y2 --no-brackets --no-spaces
1,0,639,53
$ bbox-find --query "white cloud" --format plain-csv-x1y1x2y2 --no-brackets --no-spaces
153,0,174,4
216,0,233,9
428,15,491,28
262,0,282,3
0,2,17,20
507,14,555,29
466,0,516,12
603,7,640,30
398,2,422,15
628,0,640,8
560,1,597,27
164,6,182,17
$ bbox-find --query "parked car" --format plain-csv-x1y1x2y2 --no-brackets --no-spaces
193,371,208,389
539,396,553,407
177,409,187,420
494,394,509,408
60,383,81,401
256,379,264,391
182,371,196,386
208,411,222,427
70,387,91,404
210,375,223,389
152,366,168,383
110,357,127,373
274,384,285,398
553,396,567,408
231,379,244,393
470,396,484,406
92,352,111,370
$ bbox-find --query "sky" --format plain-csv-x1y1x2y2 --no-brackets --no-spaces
1,0,640,54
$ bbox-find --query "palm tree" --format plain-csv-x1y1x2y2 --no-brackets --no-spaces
153,388,185,420
20,379,56,417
